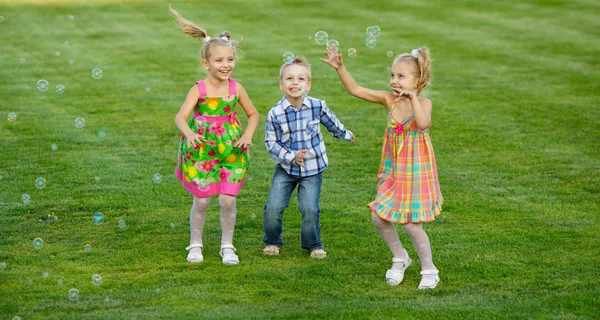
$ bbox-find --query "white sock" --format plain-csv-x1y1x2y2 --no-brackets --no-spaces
371,212,407,271
189,197,210,254
219,195,237,256
404,223,437,281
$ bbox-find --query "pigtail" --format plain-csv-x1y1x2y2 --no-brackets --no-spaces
414,47,432,89
169,6,208,42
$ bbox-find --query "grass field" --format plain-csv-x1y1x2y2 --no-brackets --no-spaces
1,0,599,319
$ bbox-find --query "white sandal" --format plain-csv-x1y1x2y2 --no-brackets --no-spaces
185,243,203,263
220,245,239,265
385,248,412,286
418,269,440,289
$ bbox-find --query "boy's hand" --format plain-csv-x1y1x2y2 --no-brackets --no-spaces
320,47,344,70
351,133,355,143
295,149,307,167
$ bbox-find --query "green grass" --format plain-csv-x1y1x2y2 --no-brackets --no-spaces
1,0,599,319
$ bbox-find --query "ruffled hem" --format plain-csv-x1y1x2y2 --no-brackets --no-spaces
175,167,245,197
367,199,443,224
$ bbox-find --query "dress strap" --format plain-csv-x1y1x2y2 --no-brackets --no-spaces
196,81,207,97
229,78,236,96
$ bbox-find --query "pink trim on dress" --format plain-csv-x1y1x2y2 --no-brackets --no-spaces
229,78,236,96
175,166,245,197
197,81,207,96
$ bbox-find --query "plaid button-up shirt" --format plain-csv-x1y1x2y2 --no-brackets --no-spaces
265,96,353,177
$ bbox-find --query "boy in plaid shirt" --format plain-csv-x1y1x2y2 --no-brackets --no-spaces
263,56,354,258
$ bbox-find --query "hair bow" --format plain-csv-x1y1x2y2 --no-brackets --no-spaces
411,49,419,59
220,36,229,41
203,36,212,43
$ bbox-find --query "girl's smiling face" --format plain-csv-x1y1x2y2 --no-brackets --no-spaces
202,45,236,81
390,61,418,94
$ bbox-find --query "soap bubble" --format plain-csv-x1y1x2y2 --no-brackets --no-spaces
69,59,74,65
95,176,101,182
170,223,175,229
84,244,91,252
0,261,6,270
283,52,294,64
56,84,65,94
43,271,49,278
35,177,46,189
92,274,102,286
387,50,394,57
251,214,256,220
13,316,21,320
104,296,110,303
19,58,26,64
98,130,105,138
118,220,126,228
51,144,57,151
91,68,103,79
37,79,49,92
28,279,33,285
33,238,44,249
92,212,104,225
8,112,17,122
75,117,85,128
348,48,357,58
153,173,162,183
68,288,79,301
145,87,151,92
22,194,30,203
57,279,63,285
64,41,69,46
365,36,377,49
314,31,328,45
68,15,74,21
326,39,339,53
0,16,4,23
367,25,381,37
55,51,60,57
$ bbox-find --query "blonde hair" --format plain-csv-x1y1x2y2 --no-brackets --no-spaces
393,47,432,92
279,56,311,81
169,6,243,61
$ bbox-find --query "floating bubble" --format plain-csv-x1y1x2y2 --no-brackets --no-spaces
13,316,21,320
64,41,69,46
22,194,30,203
0,261,6,269
75,117,85,128
84,244,91,252
37,79,49,92
155,288,161,294
91,68,103,79
51,144,58,151
35,177,46,189
365,36,377,49
69,59,74,65
98,130,105,138
28,279,33,285
153,173,162,184
56,84,65,94
68,15,74,21
348,48,357,58
43,271,49,278
326,39,339,53
0,16,4,23
92,274,102,286
8,112,17,122
170,223,175,229
387,50,394,57
55,51,60,57
314,30,328,45
33,238,44,249
19,58,26,64
95,176,101,183
367,25,381,37
68,288,79,301
92,212,104,225
282,52,294,64
118,220,126,228
251,214,256,220
57,279,63,285
104,296,110,303
145,87,151,92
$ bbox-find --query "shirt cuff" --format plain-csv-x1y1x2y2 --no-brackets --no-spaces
344,130,354,141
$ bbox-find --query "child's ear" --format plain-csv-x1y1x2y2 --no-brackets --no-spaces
201,59,209,70
279,81,284,91
307,81,312,91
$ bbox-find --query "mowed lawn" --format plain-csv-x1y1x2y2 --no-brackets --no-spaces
1,0,599,319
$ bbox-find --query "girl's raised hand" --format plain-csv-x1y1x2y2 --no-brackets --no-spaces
320,47,344,70
185,132,208,148
391,89,417,104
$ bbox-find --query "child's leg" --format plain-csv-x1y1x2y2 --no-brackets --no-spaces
219,194,237,256
403,223,437,281
262,166,297,247
189,197,210,254
297,172,323,252
371,212,409,269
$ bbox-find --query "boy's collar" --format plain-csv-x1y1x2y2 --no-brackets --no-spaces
282,95,310,110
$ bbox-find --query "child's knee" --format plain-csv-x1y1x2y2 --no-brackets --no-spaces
403,223,423,234
218,195,236,209
193,197,211,209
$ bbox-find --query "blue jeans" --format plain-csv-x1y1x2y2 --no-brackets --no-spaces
263,165,323,251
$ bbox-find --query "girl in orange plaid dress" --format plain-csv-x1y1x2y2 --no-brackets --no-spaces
322,47,442,289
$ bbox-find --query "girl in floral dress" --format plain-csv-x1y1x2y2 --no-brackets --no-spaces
171,7,259,265
322,47,443,289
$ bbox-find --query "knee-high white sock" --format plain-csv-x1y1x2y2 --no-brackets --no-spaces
404,223,436,275
219,195,237,255
189,197,210,253
371,212,407,269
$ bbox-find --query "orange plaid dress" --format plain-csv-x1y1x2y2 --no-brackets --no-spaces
367,108,443,224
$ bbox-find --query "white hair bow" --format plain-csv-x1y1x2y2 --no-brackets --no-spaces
203,36,211,43
220,36,229,41
411,49,419,58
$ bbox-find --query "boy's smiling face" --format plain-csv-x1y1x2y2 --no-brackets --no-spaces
279,64,312,100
